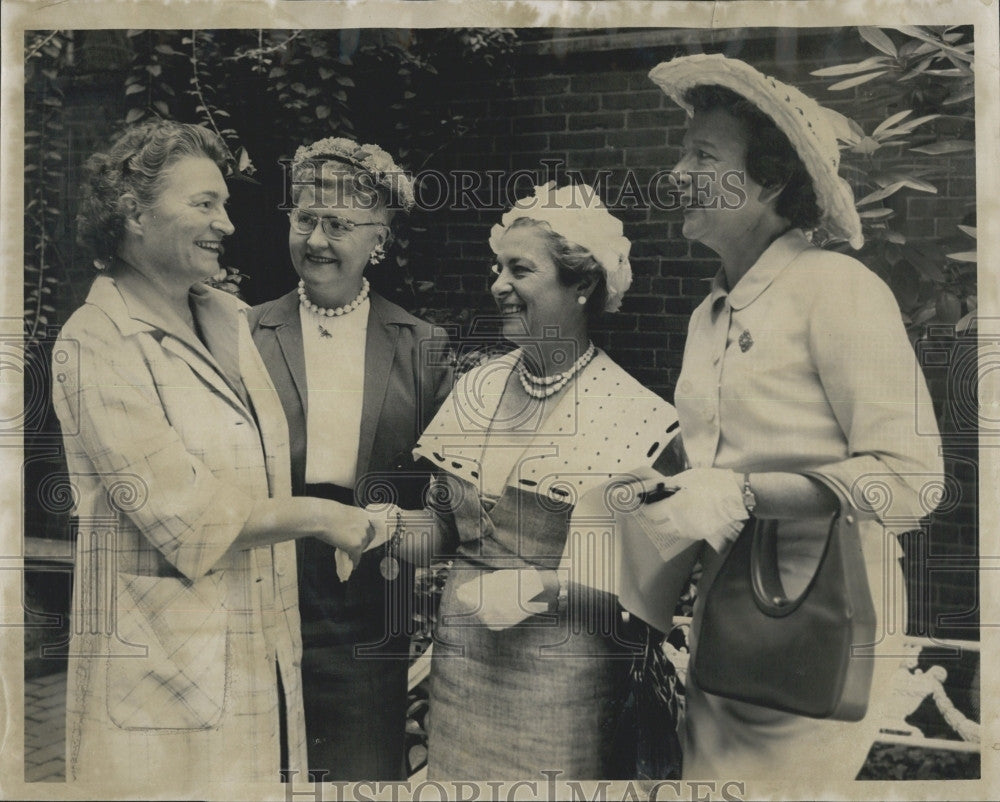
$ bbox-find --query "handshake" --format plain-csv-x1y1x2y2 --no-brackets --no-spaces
325,502,413,581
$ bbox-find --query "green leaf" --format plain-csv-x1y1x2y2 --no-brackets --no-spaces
318,66,335,80
946,251,976,263
856,182,907,206
316,105,331,119
146,64,162,77
818,62,869,87
957,225,976,239
125,83,146,96
885,114,940,135
828,71,888,91
125,107,145,123
858,207,895,220
909,140,975,155
872,109,913,136
153,100,169,115
859,27,898,58
154,44,180,56
898,56,936,82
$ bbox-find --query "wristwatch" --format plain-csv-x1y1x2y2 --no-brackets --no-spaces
741,472,757,515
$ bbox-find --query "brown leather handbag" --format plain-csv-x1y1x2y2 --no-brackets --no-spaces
690,472,877,721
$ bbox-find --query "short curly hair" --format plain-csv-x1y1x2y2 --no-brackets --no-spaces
683,84,821,231
505,217,609,321
76,120,230,266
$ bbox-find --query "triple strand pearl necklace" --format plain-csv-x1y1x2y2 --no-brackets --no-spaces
298,278,370,337
516,341,596,399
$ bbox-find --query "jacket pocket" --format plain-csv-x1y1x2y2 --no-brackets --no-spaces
107,572,228,730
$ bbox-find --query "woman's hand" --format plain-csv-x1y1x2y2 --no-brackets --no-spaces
638,467,748,552
454,569,549,630
316,503,375,568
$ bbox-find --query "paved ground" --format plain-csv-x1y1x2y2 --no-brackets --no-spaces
23,645,979,784
24,669,66,782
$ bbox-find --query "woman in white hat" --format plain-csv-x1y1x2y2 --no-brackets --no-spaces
639,55,944,782
385,182,683,779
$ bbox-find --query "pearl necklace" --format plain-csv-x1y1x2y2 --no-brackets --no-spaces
516,341,596,399
298,277,370,318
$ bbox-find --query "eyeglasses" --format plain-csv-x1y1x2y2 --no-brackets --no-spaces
288,208,388,240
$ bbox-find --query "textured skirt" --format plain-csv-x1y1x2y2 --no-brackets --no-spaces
426,571,636,780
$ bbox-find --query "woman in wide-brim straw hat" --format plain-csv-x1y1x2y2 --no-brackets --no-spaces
632,54,944,781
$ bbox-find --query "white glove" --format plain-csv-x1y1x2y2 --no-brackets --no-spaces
453,569,549,630
637,467,749,554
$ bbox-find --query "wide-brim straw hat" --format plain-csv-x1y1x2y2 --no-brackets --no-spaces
649,53,863,250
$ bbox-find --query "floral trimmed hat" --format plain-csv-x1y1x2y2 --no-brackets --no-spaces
291,136,416,212
649,53,863,249
489,182,633,313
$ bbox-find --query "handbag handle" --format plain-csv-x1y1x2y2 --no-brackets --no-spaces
748,471,857,618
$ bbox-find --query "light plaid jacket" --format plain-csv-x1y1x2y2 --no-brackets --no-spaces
51,273,307,786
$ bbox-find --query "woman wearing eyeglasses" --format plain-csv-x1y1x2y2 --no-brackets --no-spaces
248,138,453,781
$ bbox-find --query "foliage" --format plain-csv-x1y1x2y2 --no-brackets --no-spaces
24,31,75,341
23,28,517,330
811,26,976,339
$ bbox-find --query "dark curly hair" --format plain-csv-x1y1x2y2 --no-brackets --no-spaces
683,84,821,231
505,217,609,321
76,120,230,267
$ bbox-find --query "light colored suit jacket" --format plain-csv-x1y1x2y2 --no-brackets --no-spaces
51,273,306,785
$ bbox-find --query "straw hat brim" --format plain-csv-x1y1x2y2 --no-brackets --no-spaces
649,54,863,249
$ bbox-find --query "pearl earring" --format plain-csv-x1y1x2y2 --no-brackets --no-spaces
577,295,588,306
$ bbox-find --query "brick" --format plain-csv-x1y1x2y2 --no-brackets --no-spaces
571,72,629,93
545,94,600,114
602,90,662,111
624,146,675,168
568,112,626,133
652,277,683,296
566,150,625,169
550,132,606,150
517,115,567,134
492,97,546,117
515,75,571,97
629,275,651,295
607,128,668,150
492,133,550,154
628,109,679,129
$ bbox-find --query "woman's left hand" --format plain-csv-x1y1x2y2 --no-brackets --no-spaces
638,467,748,552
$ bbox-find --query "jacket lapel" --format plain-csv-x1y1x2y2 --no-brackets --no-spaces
103,274,252,418
266,293,310,421
355,293,402,480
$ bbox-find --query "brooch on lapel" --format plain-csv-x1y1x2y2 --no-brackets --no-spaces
738,329,754,353
318,325,333,339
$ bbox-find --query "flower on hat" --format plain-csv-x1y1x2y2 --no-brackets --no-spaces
292,136,416,212
489,182,633,313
